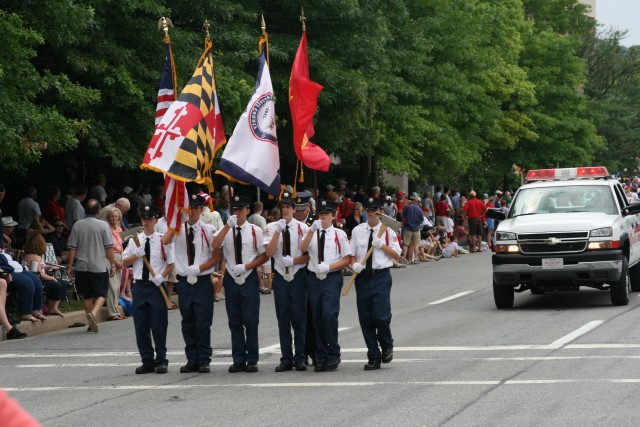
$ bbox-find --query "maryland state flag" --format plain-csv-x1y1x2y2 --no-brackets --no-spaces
142,38,226,186
216,33,281,196
289,32,329,171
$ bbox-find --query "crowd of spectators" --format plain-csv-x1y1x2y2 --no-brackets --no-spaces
0,174,515,340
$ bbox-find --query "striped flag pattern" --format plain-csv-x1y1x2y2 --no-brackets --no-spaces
155,36,188,232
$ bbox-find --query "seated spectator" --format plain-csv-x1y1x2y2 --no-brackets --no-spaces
0,251,45,322
2,216,18,255
441,233,460,259
43,185,66,227
45,220,69,263
418,229,442,261
23,235,66,317
0,276,27,339
26,216,55,242
452,218,469,247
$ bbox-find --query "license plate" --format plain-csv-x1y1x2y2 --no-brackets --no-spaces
542,258,563,270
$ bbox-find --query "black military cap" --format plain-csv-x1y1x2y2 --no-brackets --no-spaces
232,195,252,209
295,190,312,210
316,199,338,213
140,205,161,219
280,192,296,207
189,193,207,207
363,197,385,210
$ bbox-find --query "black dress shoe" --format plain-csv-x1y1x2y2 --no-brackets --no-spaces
275,363,293,372
228,362,246,373
180,362,199,373
314,364,326,372
6,327,26,340
198,364,210,373
245,364,258,373
326,359,341,371
382,348,394,364
135,364,155,374
295,363,307,371
155,364,168,374
364,360,381,370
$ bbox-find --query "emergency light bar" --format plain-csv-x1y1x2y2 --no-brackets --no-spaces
525,166,609,182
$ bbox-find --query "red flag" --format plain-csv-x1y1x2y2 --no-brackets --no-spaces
289,33,330,171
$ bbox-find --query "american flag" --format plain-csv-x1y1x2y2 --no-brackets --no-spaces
156,37,188,232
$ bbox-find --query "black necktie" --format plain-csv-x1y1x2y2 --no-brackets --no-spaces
235,227,243,264
187,226,195,265
318,230,326,263
365,229,374,278
142,237,150,281
283,225,291,257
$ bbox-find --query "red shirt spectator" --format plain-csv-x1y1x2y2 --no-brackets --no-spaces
463,196,486,219
435,200,449,217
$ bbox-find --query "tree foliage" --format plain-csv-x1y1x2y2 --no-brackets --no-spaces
1,0,638,191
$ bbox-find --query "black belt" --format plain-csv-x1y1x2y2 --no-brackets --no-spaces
176,274,208,281
135,279,153,285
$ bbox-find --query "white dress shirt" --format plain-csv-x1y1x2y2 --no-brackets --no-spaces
222,221,265,278
349,223,401,270
167,220,217,276
263,218,309,276
123,231,175,280
306,225,351,273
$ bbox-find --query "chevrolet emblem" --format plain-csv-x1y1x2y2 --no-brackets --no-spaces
546,237,561,245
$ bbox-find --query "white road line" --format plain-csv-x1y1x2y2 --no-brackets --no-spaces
548,320,604,349
9,378,640,391
428,291,474,305
8,355,640,369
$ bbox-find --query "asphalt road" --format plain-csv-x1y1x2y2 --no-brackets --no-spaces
4,251,640,426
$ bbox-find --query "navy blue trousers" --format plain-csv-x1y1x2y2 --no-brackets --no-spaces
177,275,214,365
12,271,43,315
307,270,342,364
355,269,394,361
272,269,307,365
223,270,260,365
132,281,168,367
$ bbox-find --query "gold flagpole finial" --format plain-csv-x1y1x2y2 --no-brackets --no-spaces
203,20,210,40
157,17,173,38
261,15,266,36
300,6,306,32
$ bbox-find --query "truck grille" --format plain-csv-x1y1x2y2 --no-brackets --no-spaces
519,242,587,254
518,232,589,240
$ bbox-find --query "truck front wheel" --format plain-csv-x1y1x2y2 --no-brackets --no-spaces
493,280,514,309
611,258,630,306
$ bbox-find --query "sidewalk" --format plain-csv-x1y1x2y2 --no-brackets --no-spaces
0,305,128,341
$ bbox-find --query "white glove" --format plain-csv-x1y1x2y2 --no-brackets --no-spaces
185,265,200,276
134,245,146,258
281,255,294,268
372,237,384,249
351,262,364,274
232,264,247,276
275,219,287,233
316,262,330,274
227,215,238,228
152,274,165,286
310,220,322,232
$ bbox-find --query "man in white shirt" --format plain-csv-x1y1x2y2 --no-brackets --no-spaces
162,194,219,374
349,197,401,370
264,193,310,372
213,195,268,373
122,205,174,374
300,200,352,372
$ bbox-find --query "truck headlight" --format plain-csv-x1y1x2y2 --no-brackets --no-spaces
590,227,612,237
496,231,517,241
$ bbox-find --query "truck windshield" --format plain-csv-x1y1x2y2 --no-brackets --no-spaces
508,185,617,218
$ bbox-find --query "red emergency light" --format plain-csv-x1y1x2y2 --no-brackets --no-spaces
525,166,609,182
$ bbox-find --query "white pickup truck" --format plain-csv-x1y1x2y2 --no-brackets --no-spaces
488,167,640,308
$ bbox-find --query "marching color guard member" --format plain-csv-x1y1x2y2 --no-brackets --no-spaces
212,195,268,373
162,194,220,374
349,197,401,370
122,205,175,374
264,192,310,372
300,200,351,372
